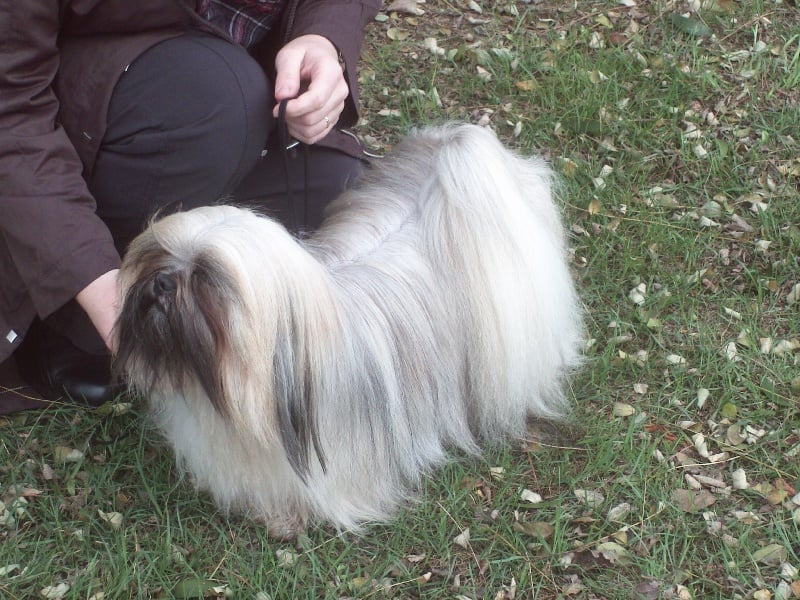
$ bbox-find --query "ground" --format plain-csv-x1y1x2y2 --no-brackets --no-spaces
2,1,799,599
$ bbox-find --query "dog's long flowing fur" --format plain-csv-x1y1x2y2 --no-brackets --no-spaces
115,124,583,536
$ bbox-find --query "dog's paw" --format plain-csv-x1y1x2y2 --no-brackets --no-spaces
263,514,307,540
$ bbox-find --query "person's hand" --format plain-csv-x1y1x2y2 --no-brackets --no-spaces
273,34,348,145
75,269,120,353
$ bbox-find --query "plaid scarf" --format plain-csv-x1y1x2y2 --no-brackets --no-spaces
199,0,288,48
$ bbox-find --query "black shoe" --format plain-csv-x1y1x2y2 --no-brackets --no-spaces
14,320,124,407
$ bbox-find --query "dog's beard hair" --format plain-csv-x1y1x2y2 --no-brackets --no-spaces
114,124,583,535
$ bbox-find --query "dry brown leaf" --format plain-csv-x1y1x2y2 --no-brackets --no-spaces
612,402,636,417
574,489,605,507
40,584,71,600
513,521,554,539
97,510,123,530
0,564,20,577
386,27,409,41
53,446,84,463
594,541,629,564
453,528,470,548
385,0,424,15
515,79,536,91
635,580,661,600
672,488,716,513
607,502,632,523
729,213,755,232
520,489,543,504
753,543,787,565
275,548,297,567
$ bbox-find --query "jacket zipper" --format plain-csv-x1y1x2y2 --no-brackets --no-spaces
282,0,299,44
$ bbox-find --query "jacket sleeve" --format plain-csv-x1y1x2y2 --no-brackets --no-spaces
0,3,121,320
285,0,381,127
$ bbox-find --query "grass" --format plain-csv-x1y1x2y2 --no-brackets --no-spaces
2,1,800,598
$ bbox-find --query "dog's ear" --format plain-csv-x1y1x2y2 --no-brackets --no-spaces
272,314,327,481
182,258,239,413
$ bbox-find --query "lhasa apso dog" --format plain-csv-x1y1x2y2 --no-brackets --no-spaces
114,124,582,538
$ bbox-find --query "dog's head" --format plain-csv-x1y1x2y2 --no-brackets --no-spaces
114,205,331,476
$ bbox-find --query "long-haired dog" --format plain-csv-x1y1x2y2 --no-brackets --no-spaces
114,124,582,537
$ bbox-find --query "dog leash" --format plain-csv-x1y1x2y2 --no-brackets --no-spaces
277,98,310,233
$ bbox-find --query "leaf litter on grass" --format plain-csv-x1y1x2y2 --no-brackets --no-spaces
1,1,799,598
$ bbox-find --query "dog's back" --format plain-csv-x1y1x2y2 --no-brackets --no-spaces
315,124,583,436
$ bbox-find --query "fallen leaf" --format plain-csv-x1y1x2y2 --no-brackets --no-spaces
275,548,297,567
753,543,787,565
672,489,716,513
386,27,409,41
513,521,554,539
731,468,749,490
787,283,800,306
594,541,629,564
666,354,687,366
668,14,713,37
0,564,20,576
168,579,231,599
97,510,123,530
520,489,543,504
783,564,800,579
696,388,710,408
515,80,536,91
607,502,632,523
53,446,84,463
453,528,471,548
692,432,711,458
729,214,755,232
40,584,71,600
628,283,646,305
726,424,747,446
574,489,605,507
385,0,424,15
612,402,636,417
699,200,722,218
635,580,661,600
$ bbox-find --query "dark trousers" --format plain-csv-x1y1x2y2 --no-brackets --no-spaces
93,29,364,253
60,30,365,351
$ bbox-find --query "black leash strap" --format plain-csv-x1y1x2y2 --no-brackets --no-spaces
277,98,309,234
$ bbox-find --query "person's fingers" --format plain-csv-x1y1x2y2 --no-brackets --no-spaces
286,100,345,145
283,69,346,115
273,45,304,102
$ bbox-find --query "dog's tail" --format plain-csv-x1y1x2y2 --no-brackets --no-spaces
414,124,583,437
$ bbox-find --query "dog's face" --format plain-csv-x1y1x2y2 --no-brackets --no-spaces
114,206,332,476
114,229,239,415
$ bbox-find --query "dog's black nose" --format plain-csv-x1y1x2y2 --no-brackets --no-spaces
152,272,177,297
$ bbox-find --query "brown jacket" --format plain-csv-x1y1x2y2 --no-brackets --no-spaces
0,0,380,363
